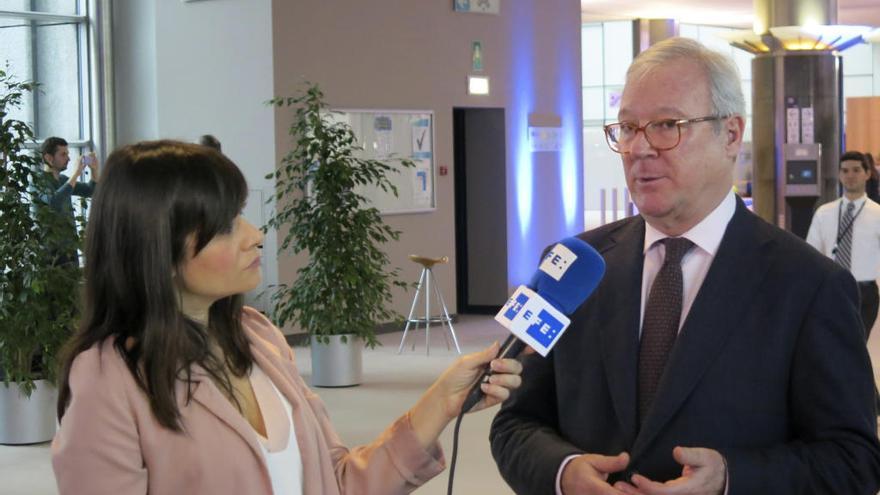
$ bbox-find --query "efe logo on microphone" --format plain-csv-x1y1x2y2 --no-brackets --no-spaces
539,243,578,281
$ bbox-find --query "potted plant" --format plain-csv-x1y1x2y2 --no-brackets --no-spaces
0,67,81,443
266,83,410,387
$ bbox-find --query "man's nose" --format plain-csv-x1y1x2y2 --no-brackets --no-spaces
627,129,657,157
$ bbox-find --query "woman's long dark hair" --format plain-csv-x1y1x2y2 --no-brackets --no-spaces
57,140,255,431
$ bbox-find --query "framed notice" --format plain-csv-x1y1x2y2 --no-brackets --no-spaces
332,109,436,215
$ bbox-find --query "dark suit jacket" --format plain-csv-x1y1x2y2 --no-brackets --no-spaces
490,199,880,494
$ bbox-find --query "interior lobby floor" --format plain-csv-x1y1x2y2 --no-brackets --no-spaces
3,311,880,495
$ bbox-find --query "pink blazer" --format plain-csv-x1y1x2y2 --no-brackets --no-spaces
52,307,445,494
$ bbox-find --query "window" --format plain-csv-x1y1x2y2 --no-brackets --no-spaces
1,1,96,160
1,1,104,242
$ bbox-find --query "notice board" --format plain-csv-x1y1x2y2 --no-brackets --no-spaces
332,109,436,214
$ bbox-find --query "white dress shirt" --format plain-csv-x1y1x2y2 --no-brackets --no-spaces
555,192,737,494
806,194,880,282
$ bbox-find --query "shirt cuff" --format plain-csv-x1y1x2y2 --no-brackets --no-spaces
555,454,581,495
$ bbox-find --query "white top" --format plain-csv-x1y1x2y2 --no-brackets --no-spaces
806,194,880,282
250,364,303,495
555,192,737,494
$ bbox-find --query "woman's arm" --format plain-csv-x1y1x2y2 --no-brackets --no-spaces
52,344,148,495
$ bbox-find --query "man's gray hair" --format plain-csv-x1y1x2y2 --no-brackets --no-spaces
627,37,746,118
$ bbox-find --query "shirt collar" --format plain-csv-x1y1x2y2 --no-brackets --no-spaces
644,191,737,256
841,194,867,208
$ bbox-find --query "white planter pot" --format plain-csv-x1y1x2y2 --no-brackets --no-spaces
0,379,57,444
310,335,363,387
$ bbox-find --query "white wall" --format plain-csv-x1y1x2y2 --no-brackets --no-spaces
112,0,277,312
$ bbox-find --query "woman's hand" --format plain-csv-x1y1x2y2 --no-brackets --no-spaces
435,341,524,417
408,342,524,449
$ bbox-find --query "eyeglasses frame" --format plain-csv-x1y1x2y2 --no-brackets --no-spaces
603,115,730,153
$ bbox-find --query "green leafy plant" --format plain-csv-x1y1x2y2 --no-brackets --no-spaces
266,83,411,348
0,66,81,395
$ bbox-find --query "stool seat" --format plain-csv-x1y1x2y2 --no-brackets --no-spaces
398,255,460,356
409,255,448,268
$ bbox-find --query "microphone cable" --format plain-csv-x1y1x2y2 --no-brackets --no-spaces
446,335,523,495
446,407,467,495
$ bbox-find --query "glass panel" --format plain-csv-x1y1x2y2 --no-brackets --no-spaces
698,25,734,55
0,16,35,126
679,24,699,41
581,24,603,87
741,81,752,117
583,125,628,229
604,85,624,121
843,75,874,99
32,19,82,140
603,21,632,86
2,0,79,16
583,87,604,121
0,1,30,11
733,48,752,80
842,42,873,76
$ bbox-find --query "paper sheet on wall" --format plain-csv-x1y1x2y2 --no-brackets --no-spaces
800,107,814,144
412,159,432,207
373,115,393,158
411,117,432,159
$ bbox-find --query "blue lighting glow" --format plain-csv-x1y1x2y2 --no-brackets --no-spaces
506,2,583,287
508,2,535,286
558,57,582,233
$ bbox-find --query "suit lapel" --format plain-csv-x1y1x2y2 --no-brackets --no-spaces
631,202,773,459
189,367,266,463
596,218,646,446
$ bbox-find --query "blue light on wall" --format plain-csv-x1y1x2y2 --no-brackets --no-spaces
506,1,582,287
508,2,535,287
558,58,581,233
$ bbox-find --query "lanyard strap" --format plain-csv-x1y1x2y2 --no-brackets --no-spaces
835,199,867,246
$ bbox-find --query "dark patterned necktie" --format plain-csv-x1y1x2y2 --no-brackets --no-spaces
834,201,855,270
638,237,694,423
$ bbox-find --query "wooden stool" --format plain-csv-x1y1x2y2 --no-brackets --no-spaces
398,255,461,355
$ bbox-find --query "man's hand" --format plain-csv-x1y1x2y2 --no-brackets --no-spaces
612,447,726,495
67,157,87,187
561,452,631,494
84,152,99,181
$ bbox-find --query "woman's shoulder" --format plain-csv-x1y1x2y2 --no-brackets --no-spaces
67,338,134,396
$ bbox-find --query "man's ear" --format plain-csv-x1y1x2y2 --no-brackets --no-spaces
724,115,745,157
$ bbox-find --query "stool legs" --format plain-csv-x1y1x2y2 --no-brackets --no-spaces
425,268,431,355
398,268,427,354
432,277,461,353
397,266,460,355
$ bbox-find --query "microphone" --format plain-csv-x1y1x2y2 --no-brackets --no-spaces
459,236,605,413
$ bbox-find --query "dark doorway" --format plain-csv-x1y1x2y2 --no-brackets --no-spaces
453,108,508,314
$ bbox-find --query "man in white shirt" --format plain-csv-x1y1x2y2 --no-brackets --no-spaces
807,151,880,336
490,37,880,495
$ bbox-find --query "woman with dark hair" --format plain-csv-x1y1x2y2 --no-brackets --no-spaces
51,140,522,495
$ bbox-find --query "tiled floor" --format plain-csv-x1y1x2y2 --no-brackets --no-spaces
3,311,880,495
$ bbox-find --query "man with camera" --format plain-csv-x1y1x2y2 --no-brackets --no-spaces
41,136,98,266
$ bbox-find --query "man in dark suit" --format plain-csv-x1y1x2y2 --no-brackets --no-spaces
490,37,880,495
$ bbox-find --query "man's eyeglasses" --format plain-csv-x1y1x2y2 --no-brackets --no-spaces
603,115,728,153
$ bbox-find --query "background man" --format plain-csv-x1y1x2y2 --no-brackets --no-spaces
40,136,98,265
807,151,880,337
490,38,880,495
